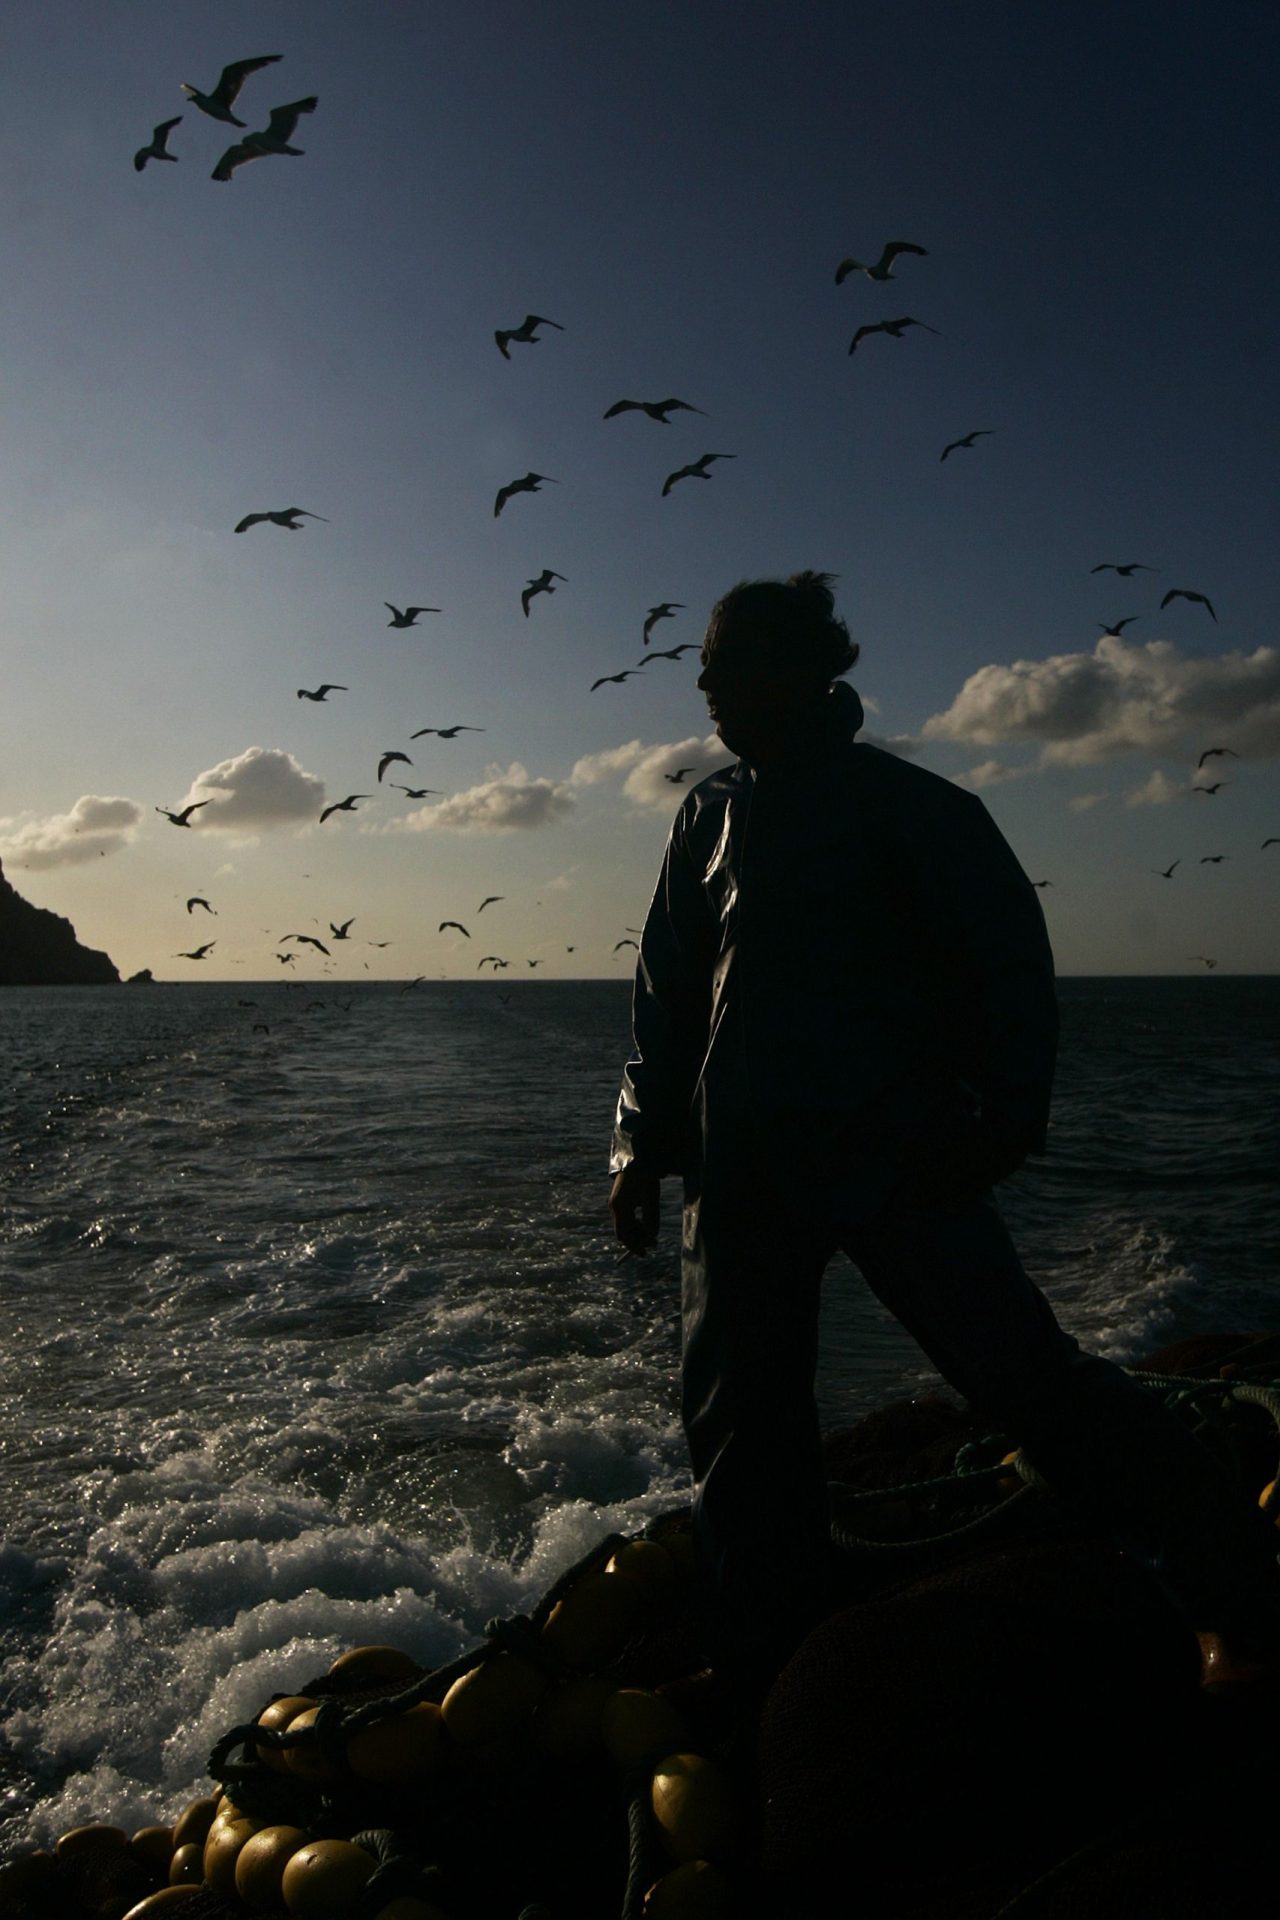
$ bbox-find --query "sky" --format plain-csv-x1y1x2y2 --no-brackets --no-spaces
2,1,1277,980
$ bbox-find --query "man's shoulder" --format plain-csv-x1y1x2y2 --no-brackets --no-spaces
849,740,982,818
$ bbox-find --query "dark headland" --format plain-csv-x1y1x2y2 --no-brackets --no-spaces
0,856,119,984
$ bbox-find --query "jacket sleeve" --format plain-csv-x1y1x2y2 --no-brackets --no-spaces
898,781,1059,1155
610,801,714,1176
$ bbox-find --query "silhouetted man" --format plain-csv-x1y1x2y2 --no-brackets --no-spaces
610,570,1279,1685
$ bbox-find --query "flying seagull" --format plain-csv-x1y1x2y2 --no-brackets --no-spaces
591,670,639,691
1152,861,1180,879
276,951,296,964
385,604,440,627
522,570,566,616
283,933,329,953
134,118,182,171
186,897,216,915
640,645,699,665
478,956,505,968
494,314,563,358
439,921,470,938
377,751,412,783
940,430,994,462
849,316,939,355
494,472,558,517
835,242,927,284
643,603,684,645
330,920,354,939
181,54,281,125
392,785,442,798
614,938,639,952
1196,747,1238,769
212,97,318,182
319,794,370,823
156,802,209,827
1189,956,1217,969
603,397,707,423
1091,562,1156,576
235,507,327,533
1031,880,1053,889
1161,588,1216,621
1193,782,1230,796
665,768,696,784
477,896,504,912
526,959,543,967
661,453,735,498
409,724,484,739
1199,855,1227,864
175,942,216,960
297,684,347,700
1099,617,1139,635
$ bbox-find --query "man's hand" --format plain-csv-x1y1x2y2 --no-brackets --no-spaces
610,1163,661,1254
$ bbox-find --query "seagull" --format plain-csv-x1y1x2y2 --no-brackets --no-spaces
377,751,412,783
1189,956,1217,969
297,684,347,700
1193,782,1230,796
385,604,440,627
1031,880,1053,889
1197,747,1238,769
940,430,994,462
156,802,209,826
849,316,939,354
392,785,442,798
1161,588,1216,621
409,724,484,739
283,934,330,953
329,920,354,939
661,453,735,497
1152,861,1180,878
1263,838,1280,849
180,55,281,125
835,242,927,284
591,670,639,691
664,768,696,784
477,897,504,912
400,976,426,992
643,603,684,645
134,118,182,171
526,959,543,967
478,955,505,968
175,941,216,959
212,97,318,181
1099,618,1139,636
1199,855,1227,864
186,897,216,915
603,397,707,423
522,570,566,616
276,951,296,964
494,472,558,516
494,314,563,358
640,645,699,665
439,920,469,937
319,794,370,823
235,507,327,533
614,938,639,952
1091,562,1157,576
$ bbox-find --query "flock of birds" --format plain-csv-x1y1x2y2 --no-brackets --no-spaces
126,55,1271,983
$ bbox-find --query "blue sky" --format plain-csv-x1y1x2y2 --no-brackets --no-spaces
2,1,1277,978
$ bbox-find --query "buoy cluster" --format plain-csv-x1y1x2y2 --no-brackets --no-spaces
0,1521,746,1919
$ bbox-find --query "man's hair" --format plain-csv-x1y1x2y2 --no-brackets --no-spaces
704,570,859,682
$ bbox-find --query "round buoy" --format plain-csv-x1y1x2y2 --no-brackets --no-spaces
120,1891,203,1918
203,1815,262,1898
328,1643,421,1686
1259,1479,1280,1523
605,1538,680,1604
128,1825,173,1871
255,1693,320,1770
168,1843,204,1886
533,1675,615,1758
997,1449,1022,1494
650,1753,739,1863
643,1858,733,1917
282,1704,344,1784
602,1689,691,1771
235,1824,312,1912
280,1837,378,1916
55,1824,128,1858
346,1701,447,1784
541,1571,642,1668
441,1651,550,1748
170,1794,218,1852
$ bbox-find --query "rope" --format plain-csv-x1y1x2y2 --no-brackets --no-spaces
619,1775,656,1920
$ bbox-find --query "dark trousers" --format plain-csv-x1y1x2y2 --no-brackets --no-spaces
681,1166,1280,1669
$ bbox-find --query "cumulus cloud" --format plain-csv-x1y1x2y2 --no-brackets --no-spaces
183,747,324,830
1069,792,1108,812
0,794,143,869
1123,769,1183,808
956,759,1028,790
397,763,574,832
570,741,650,786
920,636,1280,767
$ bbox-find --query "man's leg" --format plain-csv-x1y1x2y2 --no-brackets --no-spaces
681,1164,836,1674
847,1191,1280,1639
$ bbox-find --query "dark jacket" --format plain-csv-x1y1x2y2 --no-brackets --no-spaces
611,684,1058,1197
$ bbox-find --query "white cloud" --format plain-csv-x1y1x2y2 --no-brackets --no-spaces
956,759,1028,790
0,794,144,869
570,741,650,785
920,636,1280,767
396,763,574,832
1069,792,1108,812
183,747,325,830
621,738,727,810
1124,769,1183,808
860,730,920,758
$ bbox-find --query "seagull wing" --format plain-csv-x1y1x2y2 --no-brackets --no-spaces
661,464,693,495
656,398,708,417
493,483,513,516
524,315,563,330
211,140,258,182
439,921,471,937
834,257,865,284
235,511,269,532
880,240,928,268
603,400,641,418
264,96,318,142
848,322,883,353
215,55,283,111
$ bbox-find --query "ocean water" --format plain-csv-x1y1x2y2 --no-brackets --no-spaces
1,976,1278,1852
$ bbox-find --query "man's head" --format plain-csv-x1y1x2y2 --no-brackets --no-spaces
697,571,858,766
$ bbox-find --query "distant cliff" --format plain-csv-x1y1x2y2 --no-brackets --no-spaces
0,857,119,984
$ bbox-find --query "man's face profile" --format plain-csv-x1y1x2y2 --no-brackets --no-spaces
697,625,822,766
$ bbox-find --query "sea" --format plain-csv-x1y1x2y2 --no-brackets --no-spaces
1,976,1278,1854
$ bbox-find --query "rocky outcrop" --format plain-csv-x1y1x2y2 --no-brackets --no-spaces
0,857,119,984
